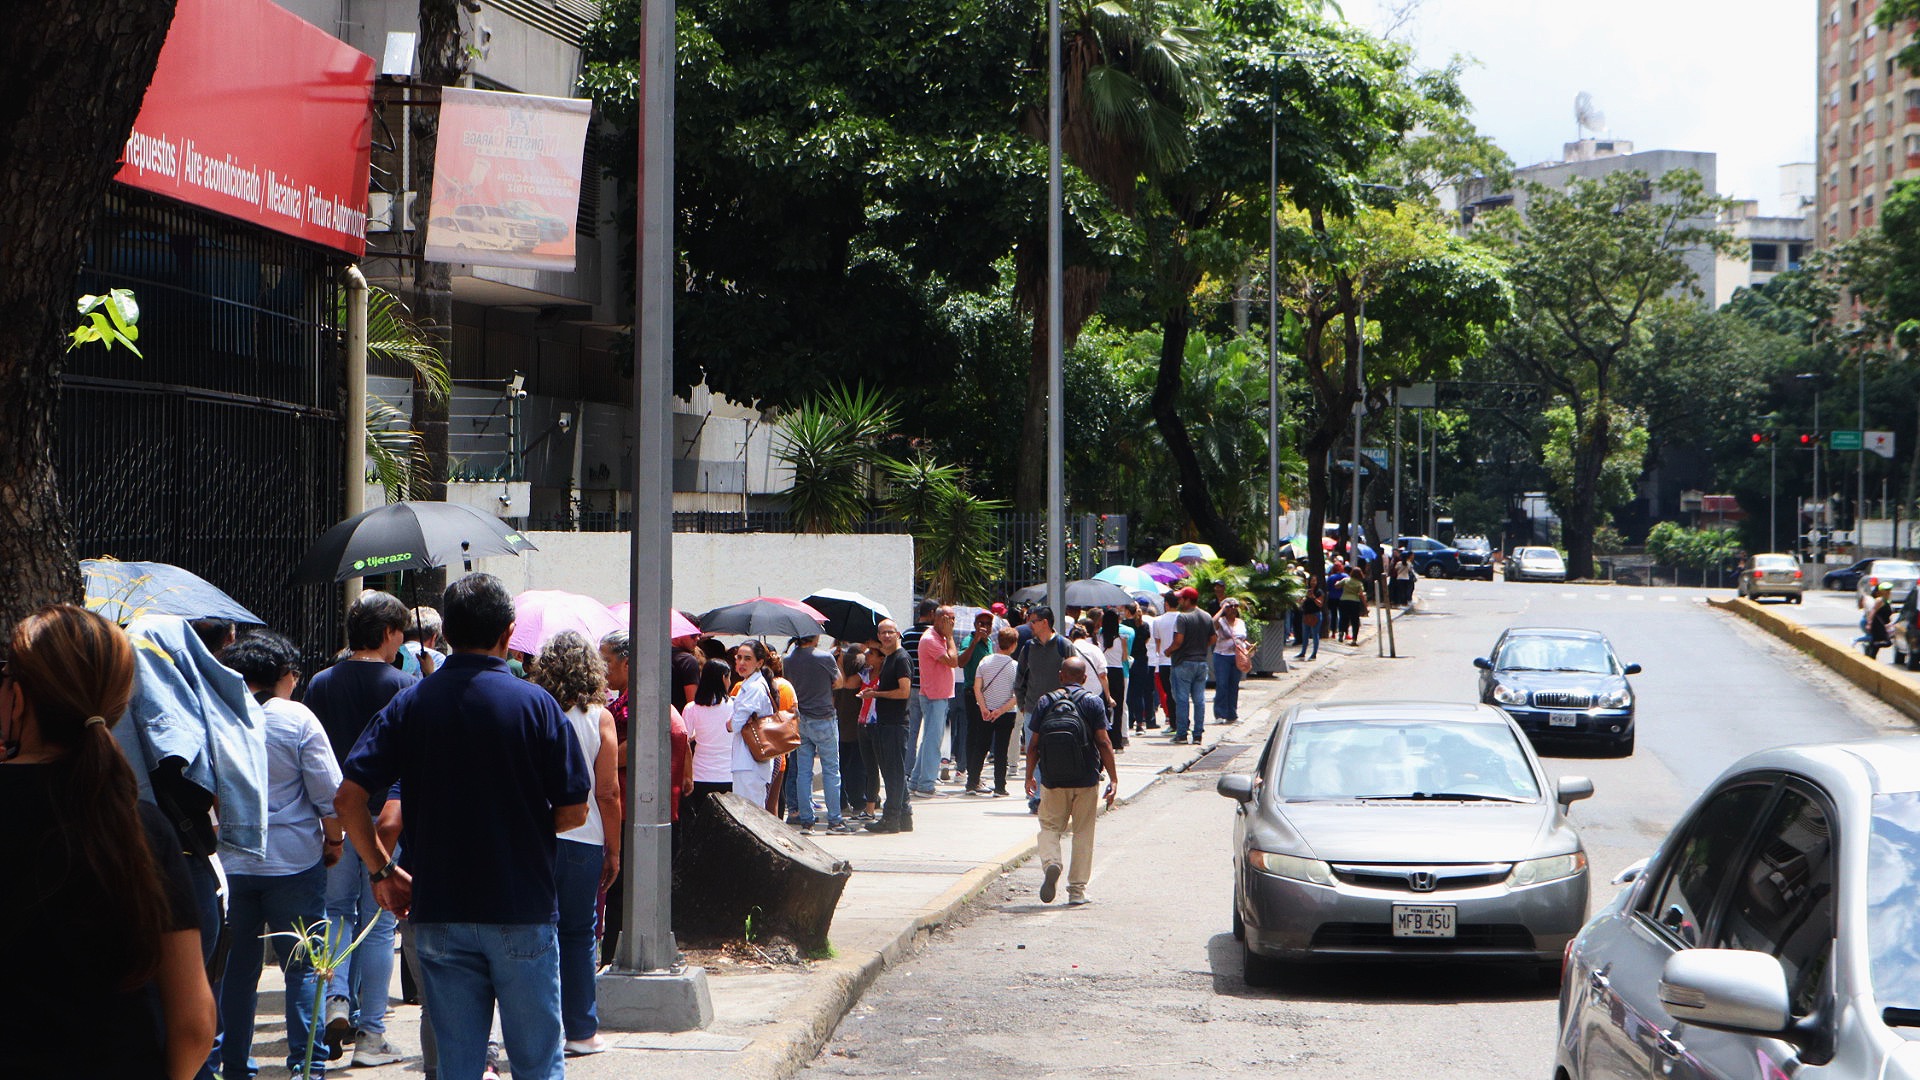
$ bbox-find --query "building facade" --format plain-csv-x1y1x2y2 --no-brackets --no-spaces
1816,0,1915,245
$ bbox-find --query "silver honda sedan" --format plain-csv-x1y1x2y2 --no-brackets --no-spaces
1218,699,1594,986
1556,736,1920,1080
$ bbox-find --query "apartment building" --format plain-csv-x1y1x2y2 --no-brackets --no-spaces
1816,0,1918,244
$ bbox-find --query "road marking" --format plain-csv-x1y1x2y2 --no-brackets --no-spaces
1659,596,1678,602
1628,595,1645,601
1561,592,1577,600
1431,588,1449,596
1595,594,1612,601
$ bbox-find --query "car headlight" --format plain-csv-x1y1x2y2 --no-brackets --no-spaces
1249,850,1337,886
1508,851,1588,887
1491,682,1529,706
1596,686,1632,709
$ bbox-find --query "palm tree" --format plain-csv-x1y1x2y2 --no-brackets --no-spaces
1011,0,1214,511
775,385,898,533
350,287,450,504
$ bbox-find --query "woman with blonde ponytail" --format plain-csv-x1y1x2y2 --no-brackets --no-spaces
0,605,215,1079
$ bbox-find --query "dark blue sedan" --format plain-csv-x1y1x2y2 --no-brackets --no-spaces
1823,558,1873,591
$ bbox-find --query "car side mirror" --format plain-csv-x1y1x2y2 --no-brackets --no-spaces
1216,774,1256,803
1659,950,1791,1036
1473,657,1492,670
1556,776,1595,806
1623,662,1642,675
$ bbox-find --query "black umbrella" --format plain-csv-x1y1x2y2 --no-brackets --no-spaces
695,597,828,639
290,501,538,584
1010,578,1136,609
802,589,893,642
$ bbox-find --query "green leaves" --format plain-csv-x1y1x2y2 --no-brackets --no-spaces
68,288,141,356
776,385,899,534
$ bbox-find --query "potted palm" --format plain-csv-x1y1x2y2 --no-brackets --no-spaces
1243,552,1306,675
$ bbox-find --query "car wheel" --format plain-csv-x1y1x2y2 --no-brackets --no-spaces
1610,729,1635,757
1792,594,1803,604
1242,942,1285,988
1231,902,1245,941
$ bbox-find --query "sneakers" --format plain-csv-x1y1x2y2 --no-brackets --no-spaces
825,821,856,835
323,996,353,1060
351,1033,402,1068
865,817,901,834
565,1034,608,1056
1039,861,1062,903
1067,890,1090,906
793,822,815,834
991,788,1010,797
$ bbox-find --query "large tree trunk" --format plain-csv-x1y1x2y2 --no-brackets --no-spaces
0,1,178,632
673,793,850,951
408,0,464,596
1564,405,1611,581
1149,301,1251,563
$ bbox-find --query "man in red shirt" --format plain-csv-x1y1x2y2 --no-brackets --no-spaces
909,606,960,796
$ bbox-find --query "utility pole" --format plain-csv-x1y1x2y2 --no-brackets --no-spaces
1045,0,1065,610
603,0,712,1031
1265,61,1280,554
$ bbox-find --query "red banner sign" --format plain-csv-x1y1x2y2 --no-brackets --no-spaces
115,0,376,256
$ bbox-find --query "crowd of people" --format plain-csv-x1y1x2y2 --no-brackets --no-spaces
0,545,1419,1080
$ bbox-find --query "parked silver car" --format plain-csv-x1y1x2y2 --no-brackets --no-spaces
1510,546,1569,582
1555,736,1920,1080
1218,700,1593,986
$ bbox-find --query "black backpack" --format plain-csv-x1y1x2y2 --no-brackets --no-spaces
1033,689,1099,788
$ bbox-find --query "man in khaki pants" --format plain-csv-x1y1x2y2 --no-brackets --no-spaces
1023,657,1120,905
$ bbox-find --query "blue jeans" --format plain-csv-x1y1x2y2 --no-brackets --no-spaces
222,861,328,1078
324,844,395,1036
791,715,843,826
1128,658,1156,726
1295,618,1320,658
1169,660,1209,740
414,922,564,1080
554,840,603,1041
910,695,952,792
1212,652,1243,720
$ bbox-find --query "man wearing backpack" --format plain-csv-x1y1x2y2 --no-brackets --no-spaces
1012,607,1074,814
1023,656,1120,906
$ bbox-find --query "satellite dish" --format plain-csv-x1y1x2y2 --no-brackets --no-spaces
1575,92,1608,137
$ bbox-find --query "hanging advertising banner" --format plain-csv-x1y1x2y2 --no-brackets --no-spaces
114,0,375,256
423,87,593,271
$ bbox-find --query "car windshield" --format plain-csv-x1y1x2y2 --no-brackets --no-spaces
1275,719,1540,801
1496,636,1617,674
1753,555,1798,570
1519,548,1560,561
1868,792,1920,1032
1873,561,1920,580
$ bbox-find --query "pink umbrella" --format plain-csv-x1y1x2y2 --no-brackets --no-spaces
510,590,623,656
605,602,702,639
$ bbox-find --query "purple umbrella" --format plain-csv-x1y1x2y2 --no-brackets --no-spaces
1138,561,1188,584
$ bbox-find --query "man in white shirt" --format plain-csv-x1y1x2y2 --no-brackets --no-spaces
1148,596,1179,732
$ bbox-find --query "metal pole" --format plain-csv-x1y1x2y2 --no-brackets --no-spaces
1350,294,1364,560
1391,389,1401,544
1770,437,1777,554
1046,0,1065,609
1266,72,1280,554
621,0,677,976
342,265,368,623
1860,356,1868,554
1814,390,1822,543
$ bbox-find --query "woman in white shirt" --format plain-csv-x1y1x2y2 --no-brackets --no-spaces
682,659,737,807
1067,623,1112,708
728,641,781,808
1212,598,1251,724
529,631,622,1055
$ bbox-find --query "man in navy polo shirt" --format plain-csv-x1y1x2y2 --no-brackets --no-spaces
335,573,590,1080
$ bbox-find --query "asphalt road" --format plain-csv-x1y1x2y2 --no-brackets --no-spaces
804,579,1917,1080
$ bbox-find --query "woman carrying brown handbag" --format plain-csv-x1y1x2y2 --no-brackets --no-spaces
726,640,795,811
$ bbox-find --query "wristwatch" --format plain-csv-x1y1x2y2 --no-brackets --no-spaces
369,855,399,883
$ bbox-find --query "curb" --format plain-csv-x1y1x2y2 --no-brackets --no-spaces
1710,596,1920,723
741,655,1346,1078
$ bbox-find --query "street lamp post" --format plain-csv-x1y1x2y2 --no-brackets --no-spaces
1265,61,1279,553
1350,294,1365,559
1045,0,1065,610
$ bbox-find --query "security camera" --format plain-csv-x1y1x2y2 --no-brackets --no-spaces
497,493,513,506
558,412,574,433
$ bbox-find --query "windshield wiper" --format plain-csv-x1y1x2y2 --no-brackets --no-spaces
1352,792,1529,803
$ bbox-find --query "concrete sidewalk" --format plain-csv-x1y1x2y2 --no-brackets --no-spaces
237,639,1364,1080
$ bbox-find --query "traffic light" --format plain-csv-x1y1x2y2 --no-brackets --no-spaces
1750,432,1772,445
1798,433,1817,447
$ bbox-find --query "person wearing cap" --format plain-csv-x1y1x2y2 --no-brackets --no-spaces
1211,598,1250,724
1165,587,1214,744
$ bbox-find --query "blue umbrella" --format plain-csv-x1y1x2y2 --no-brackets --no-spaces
1094,565,1161,593
82,559,266,626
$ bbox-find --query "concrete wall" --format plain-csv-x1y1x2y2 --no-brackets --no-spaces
470,531,917,634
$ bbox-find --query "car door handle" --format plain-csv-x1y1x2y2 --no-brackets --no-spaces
1653,1028,1685,1059
1588,969,1610,992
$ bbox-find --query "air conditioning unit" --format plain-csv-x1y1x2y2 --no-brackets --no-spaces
366,191,419,233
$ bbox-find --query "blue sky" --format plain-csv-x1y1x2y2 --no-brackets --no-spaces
1347,0,1817,212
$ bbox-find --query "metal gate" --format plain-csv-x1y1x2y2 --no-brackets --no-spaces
60,189,346,666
